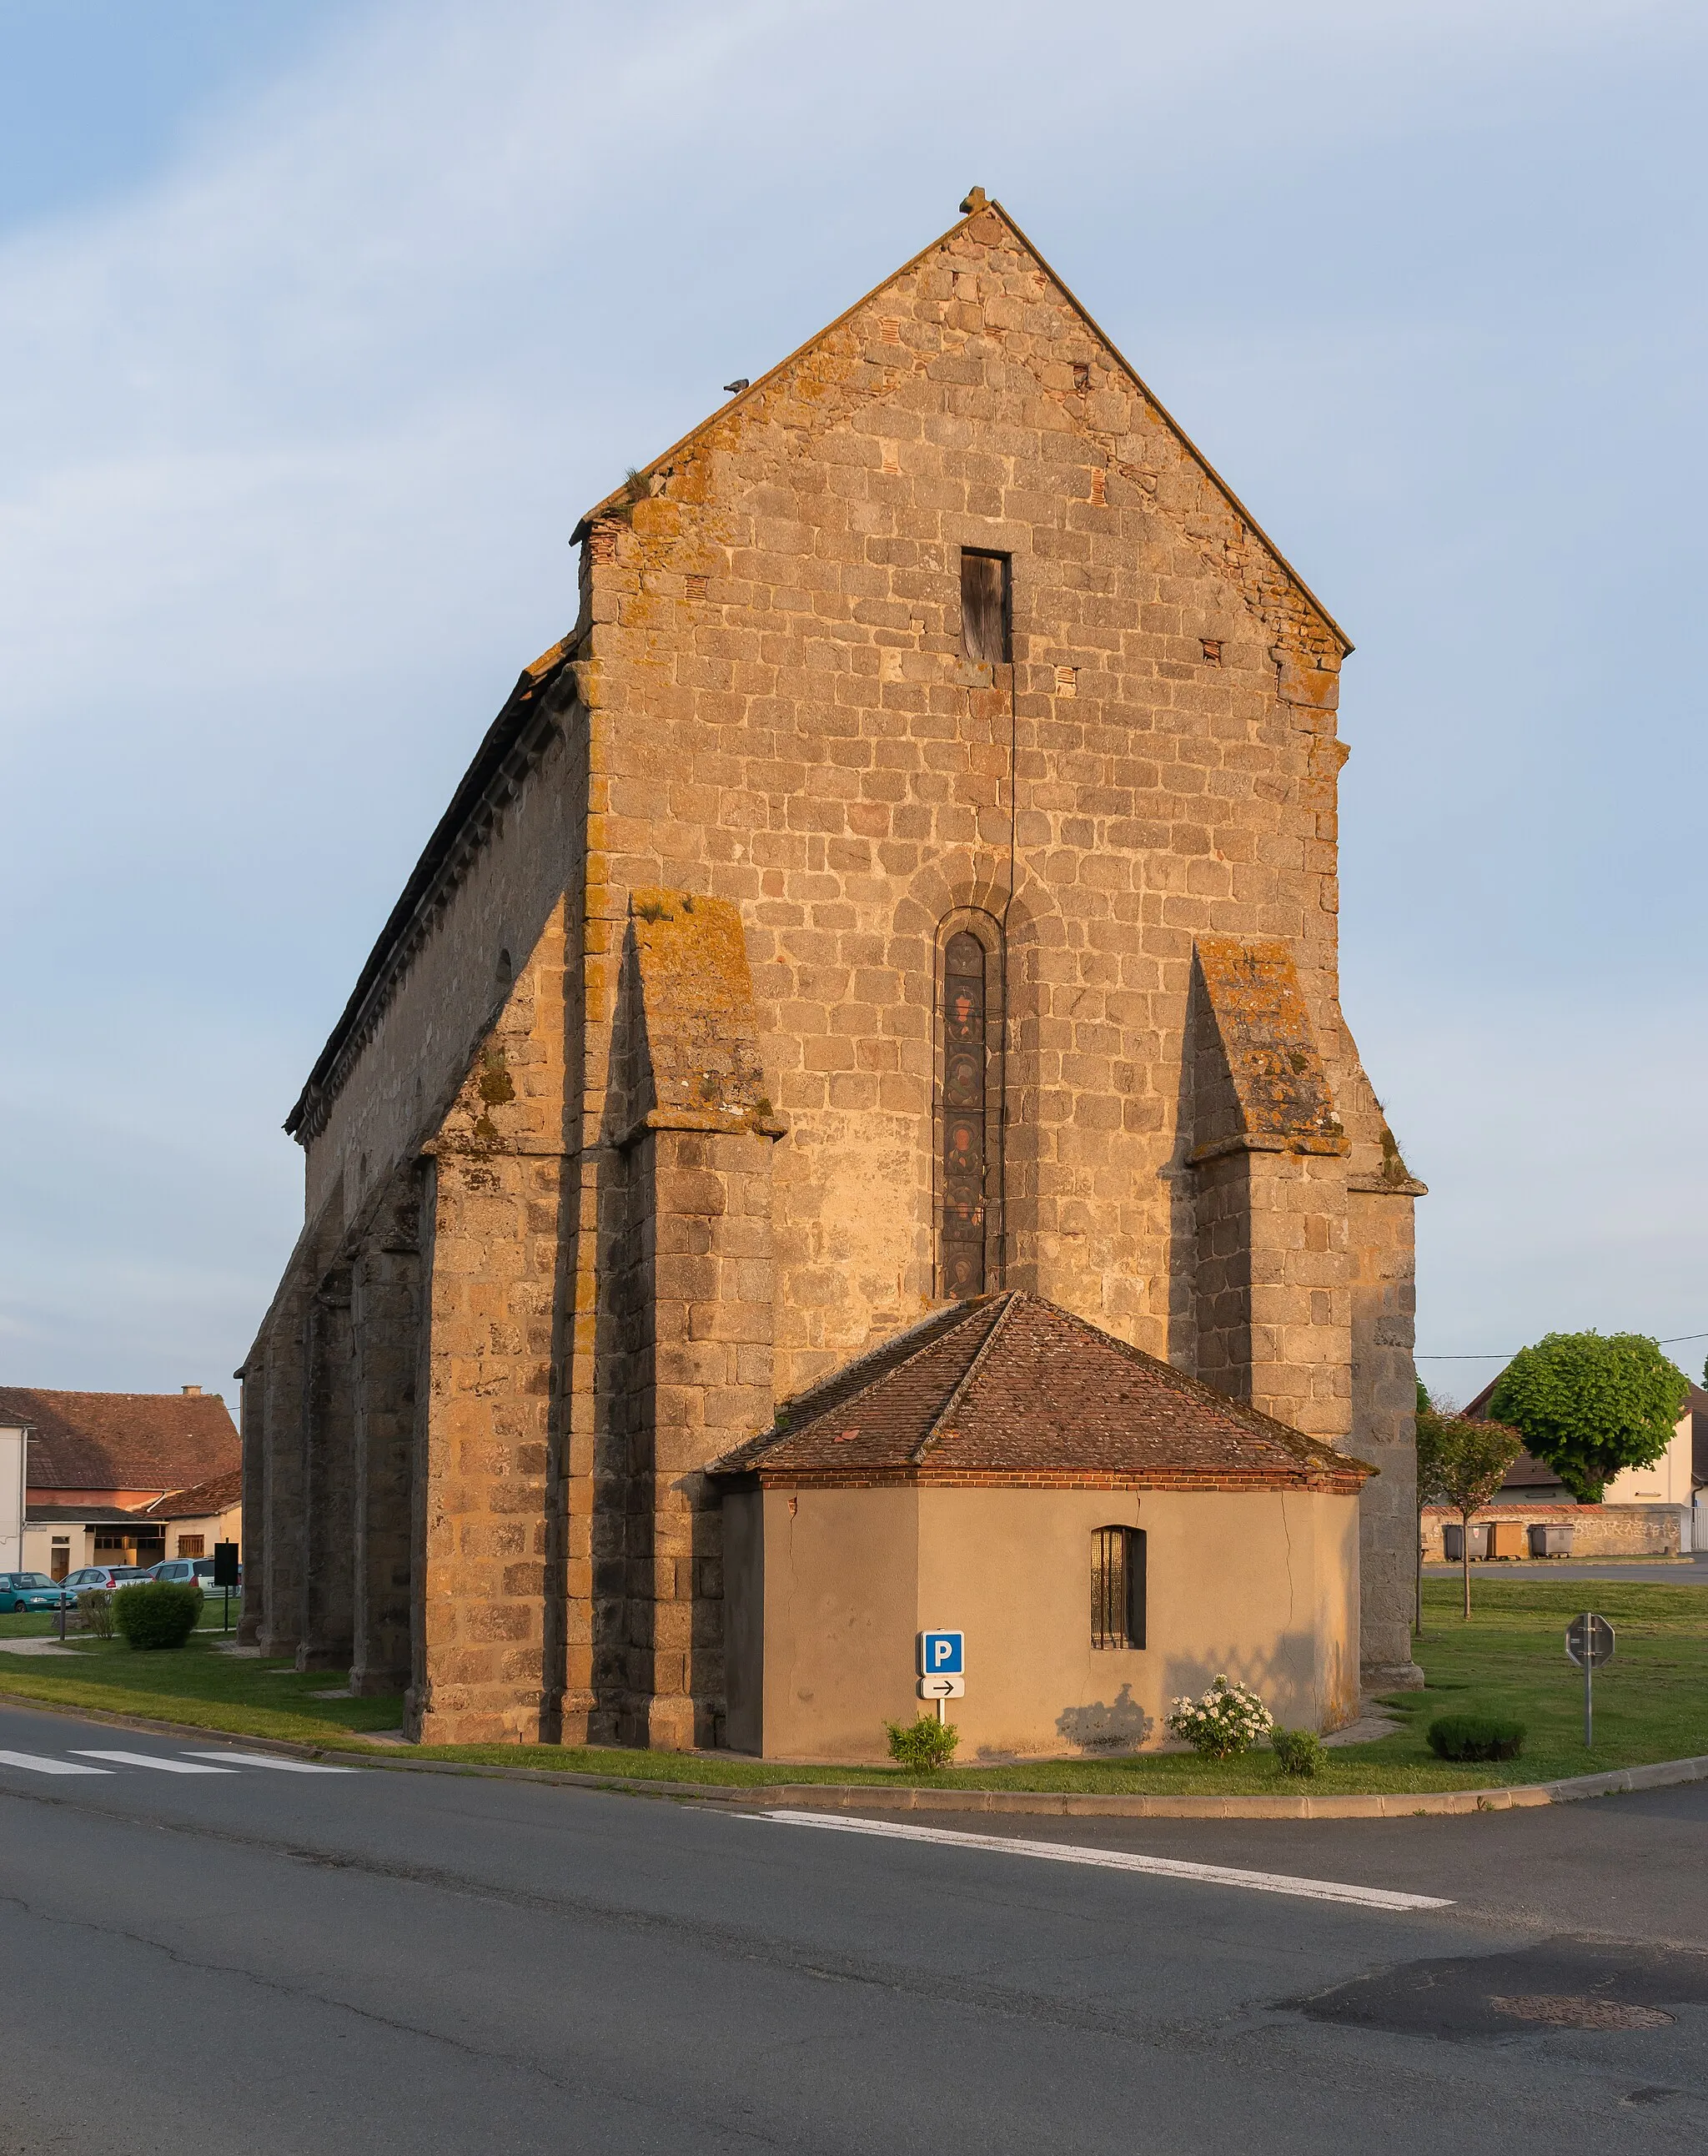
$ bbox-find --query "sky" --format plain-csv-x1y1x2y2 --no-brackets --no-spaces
1,0,1705,1406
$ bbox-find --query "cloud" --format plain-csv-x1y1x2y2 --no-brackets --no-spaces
0,0,1704,1385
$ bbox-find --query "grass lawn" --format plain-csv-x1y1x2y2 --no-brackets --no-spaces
1,1578,1704,1793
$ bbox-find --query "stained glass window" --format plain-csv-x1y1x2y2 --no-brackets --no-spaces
942,931,987,1297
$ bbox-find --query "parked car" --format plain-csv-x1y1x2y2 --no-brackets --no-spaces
145,1558,219,1588
59,1565,153,1599
0,1571,73,1614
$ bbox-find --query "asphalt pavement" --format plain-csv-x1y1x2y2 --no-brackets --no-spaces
1,1700,1705,2154
1423,1554,1708,1584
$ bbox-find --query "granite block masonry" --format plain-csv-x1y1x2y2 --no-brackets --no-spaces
241,193,1425,1747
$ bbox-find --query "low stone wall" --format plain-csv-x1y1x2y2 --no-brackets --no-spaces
1420,1503,1686,1562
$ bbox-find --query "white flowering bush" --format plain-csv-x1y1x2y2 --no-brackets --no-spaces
1166,1675,1274,1761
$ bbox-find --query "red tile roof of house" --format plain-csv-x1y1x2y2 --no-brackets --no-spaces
141,1468,244,1520
709,1293,1373,1492
0,1388,240,1495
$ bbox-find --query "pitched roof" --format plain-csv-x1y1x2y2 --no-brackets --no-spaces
141,1468,244,1520
24,1505,149,1525
709,1293,1371,1491
284,635,577,1141
0,1388,240,1495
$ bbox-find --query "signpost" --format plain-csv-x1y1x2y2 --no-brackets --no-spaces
213,1540,240,1635
917,1631,965,1724
1565,1611,1615,1748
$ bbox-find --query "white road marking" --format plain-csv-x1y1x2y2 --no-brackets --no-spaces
71,1750,236,1775
0,1749,111,1776
182,1751,357,1774
744,1811,1454,1911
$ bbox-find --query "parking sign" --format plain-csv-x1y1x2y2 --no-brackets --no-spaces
917,1630,964,1676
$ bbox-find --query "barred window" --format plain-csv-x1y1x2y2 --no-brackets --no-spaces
1091,1526,1146,1650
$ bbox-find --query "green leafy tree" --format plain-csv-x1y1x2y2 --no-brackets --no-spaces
1415,1415,1524,1619
1489,1331,1686,1504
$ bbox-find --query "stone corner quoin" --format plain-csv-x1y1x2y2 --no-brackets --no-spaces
239,196,1424,1752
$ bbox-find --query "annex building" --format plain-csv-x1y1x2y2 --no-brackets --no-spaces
242,193,1424,1753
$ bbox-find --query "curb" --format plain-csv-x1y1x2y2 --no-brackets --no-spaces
3,1687,1706,1818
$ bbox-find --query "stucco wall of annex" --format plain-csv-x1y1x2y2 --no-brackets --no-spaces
737,1480,1359,1763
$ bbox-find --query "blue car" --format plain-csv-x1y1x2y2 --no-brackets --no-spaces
0,1571,72,1614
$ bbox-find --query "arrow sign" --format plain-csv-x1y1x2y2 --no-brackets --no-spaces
1565,1613,1615,1669
917,1676,966,1700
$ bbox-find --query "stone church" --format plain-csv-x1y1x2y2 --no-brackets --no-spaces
241,192,1424,1749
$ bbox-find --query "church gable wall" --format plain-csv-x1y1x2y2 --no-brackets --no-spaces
575,209,1376,1405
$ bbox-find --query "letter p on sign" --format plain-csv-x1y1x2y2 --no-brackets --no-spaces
917,1630,963,1676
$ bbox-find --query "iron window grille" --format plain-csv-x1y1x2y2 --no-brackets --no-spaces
1091,1525,1146,1650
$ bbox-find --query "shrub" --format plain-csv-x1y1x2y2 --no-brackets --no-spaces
1426,1713,1525,1762
885,1713,960,1772
78,1589,116,1640
113,1581,203,1651
1272,1727,1325,1778
1167,1676,1273,1760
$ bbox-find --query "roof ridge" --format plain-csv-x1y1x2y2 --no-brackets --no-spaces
711,1295,1004,1473
911,1291,1022,1465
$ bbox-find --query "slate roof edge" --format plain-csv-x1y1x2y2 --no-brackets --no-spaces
24,1505,155,1525
284,636,582,1142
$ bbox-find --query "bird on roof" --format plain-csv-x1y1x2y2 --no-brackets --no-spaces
723,378,749,395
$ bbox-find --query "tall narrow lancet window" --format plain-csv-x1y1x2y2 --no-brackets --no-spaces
942,931,990,1297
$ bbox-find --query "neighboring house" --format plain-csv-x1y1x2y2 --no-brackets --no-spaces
0,1385,241,1581
1461,1375,1704,1510
1424,1373,1707,1558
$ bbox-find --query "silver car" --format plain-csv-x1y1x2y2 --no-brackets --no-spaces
145,1558,216,1587
60,1565,153,1599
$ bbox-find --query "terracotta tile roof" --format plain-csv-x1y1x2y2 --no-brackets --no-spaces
709,1293,1372,1492
0,1388,240,1495
141,1468,244,1520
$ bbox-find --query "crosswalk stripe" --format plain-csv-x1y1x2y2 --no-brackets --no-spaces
0,1749,111,1776
743,1811,1454,1911
181,1751,357,1774
71,1750,236,1775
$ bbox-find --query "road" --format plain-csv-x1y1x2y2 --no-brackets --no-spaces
1,1700,1705,2154
1424,1554,1708,1585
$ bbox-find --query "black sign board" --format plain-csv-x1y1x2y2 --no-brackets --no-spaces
212,1541,241,1588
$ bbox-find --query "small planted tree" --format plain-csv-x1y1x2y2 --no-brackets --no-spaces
1490,1331,1686,1503
1416,1418,1524,1619
1413,1379,1457,1636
